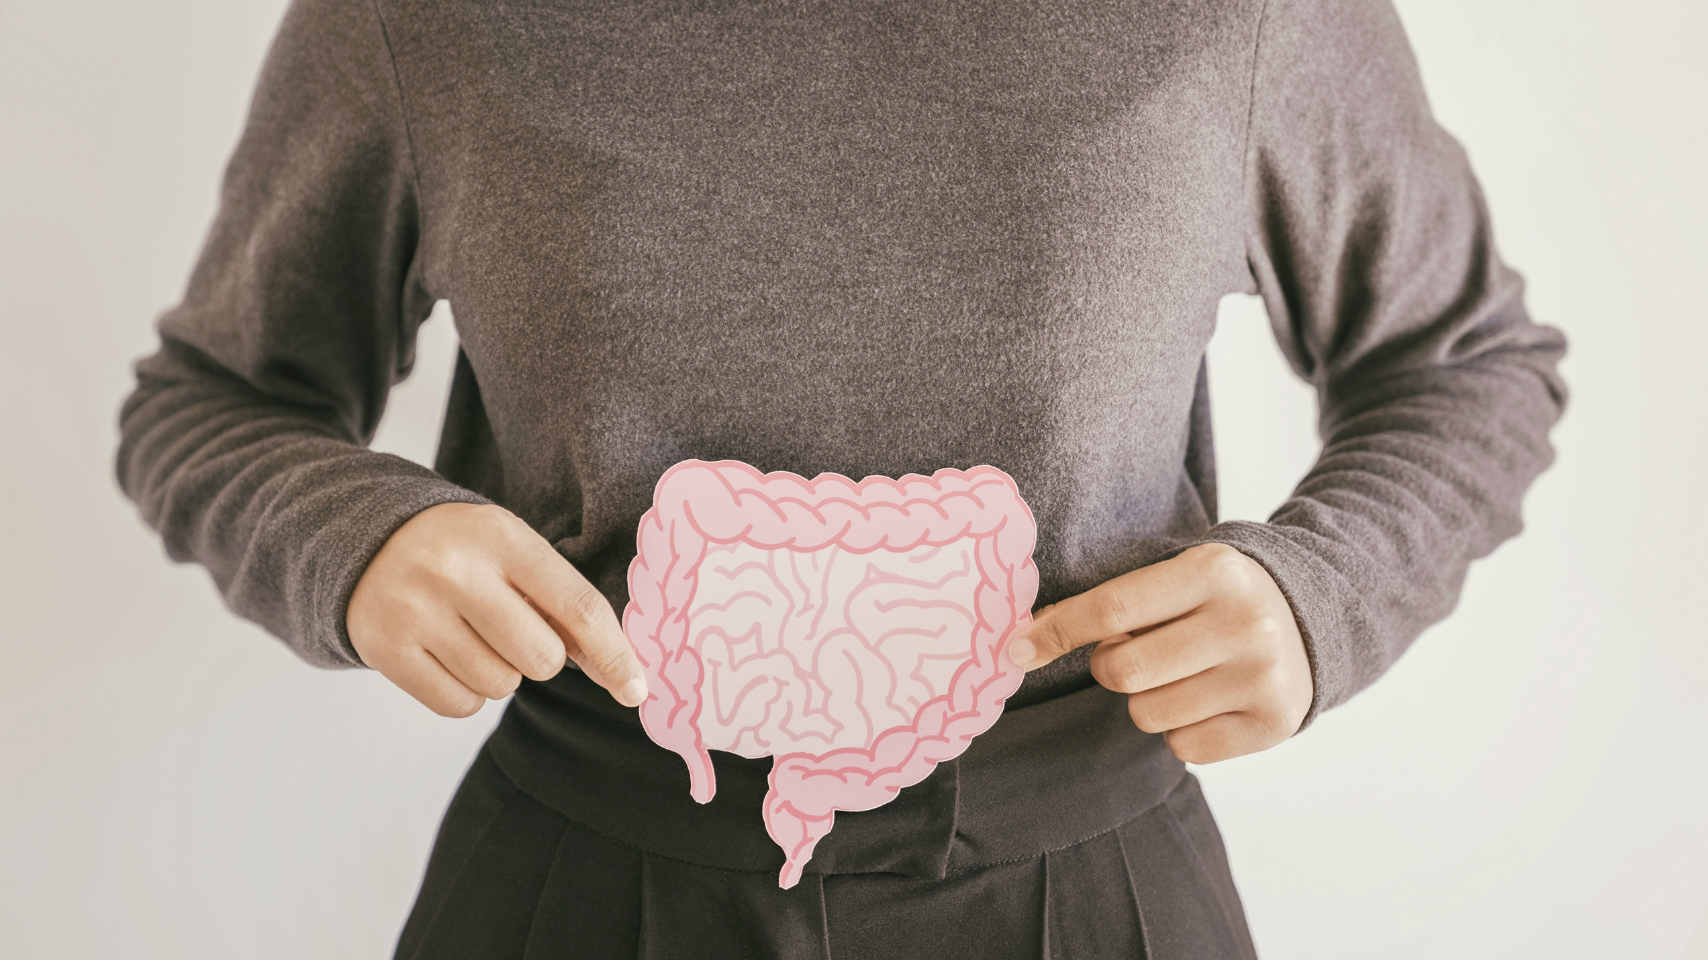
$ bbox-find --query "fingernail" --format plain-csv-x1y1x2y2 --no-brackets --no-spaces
1007,637,1035,667
619,676,649,708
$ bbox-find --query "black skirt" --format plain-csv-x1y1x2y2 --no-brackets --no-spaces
395,678,1258,960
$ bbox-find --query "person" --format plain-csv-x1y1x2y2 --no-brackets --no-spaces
115,0,1567,956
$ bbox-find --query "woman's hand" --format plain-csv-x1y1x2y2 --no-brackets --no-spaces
347,502,648,718
1006,543,1312,764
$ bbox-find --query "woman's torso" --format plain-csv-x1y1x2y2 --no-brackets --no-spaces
382,0,1263,873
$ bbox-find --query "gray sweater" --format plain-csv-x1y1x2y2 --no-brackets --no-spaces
117,0,1566,730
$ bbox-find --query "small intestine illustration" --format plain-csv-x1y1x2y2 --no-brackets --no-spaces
623,460,1038,888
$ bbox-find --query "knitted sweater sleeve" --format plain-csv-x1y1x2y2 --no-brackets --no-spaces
1195,0,1569,727
115,0,487,668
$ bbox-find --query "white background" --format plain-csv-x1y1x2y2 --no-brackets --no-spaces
2,0,1704,956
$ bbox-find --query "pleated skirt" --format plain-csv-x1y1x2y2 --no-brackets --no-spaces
394,748,1258,960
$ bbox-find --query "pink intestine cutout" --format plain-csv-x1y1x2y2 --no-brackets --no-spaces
622,460,1038,888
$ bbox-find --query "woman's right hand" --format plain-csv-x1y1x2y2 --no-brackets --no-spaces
347,502,648,717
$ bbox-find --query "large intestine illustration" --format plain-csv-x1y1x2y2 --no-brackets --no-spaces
622,460,1038,888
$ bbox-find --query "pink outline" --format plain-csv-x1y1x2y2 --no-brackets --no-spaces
623,460,1038,888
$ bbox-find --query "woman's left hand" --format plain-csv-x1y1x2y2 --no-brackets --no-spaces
1005,543,1314,764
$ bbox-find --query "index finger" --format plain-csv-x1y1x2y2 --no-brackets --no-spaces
1006,549,1217,671
501,532,649,708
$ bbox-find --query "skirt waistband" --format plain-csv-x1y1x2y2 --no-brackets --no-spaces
487,674,1184,881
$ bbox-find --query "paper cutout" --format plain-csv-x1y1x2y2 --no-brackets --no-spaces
623,459,1038,888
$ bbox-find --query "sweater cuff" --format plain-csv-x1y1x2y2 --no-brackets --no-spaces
1178,520,1355,732
299,465,492,669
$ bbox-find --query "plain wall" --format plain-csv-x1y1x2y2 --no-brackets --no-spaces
1,1,1704,956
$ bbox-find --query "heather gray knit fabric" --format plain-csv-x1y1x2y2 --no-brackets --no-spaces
117,0,1566,729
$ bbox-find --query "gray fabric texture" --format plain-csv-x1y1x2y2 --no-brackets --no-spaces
117,0,1567,728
